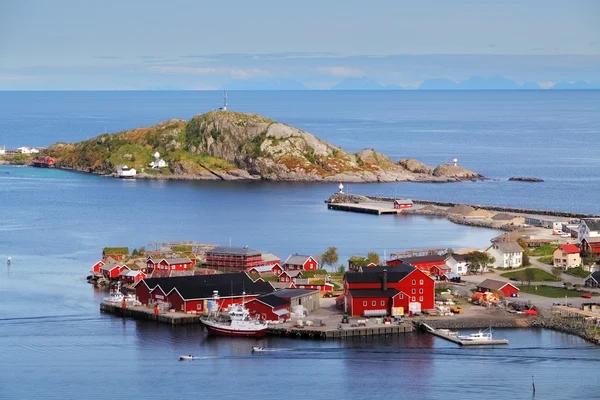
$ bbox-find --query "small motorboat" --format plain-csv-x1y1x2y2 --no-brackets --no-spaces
179,355,197,361
251,346,264,353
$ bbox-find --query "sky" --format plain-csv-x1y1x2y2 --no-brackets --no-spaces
1,0,599,89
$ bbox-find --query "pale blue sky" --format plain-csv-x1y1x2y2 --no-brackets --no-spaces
1,0,599,89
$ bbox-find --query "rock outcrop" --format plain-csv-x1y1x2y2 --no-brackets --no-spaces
509,176,544,182
398,158,433,174
46,111,484,183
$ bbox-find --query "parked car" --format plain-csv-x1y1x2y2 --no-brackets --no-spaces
509,276,519,281
581,293,592,299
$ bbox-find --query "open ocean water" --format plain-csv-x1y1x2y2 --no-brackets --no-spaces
0,91,599,399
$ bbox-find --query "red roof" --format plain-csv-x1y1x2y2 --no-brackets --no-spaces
559,244,580,254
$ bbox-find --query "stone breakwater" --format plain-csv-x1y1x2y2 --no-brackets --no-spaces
326,192,600,219
529,317,600,345
422,317,531,330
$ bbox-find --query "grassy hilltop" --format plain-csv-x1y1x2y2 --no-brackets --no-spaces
44,111,482,182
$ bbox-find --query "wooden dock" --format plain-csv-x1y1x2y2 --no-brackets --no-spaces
418,322,509,346
100,303,201,325
327,202,400,215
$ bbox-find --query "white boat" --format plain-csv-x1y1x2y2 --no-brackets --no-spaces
179,355,198,361
457,328,493,342
200,291,268,338
251,346,264,352
103,282,125,304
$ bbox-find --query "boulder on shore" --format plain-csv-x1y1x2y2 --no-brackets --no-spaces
398,158,433,174
432,164,482,180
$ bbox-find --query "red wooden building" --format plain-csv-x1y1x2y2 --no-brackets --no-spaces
429,264,451,277
91,260,105,275
101,263,129,280
393,199,413,209
247,263,283,276
291,279,333,293
343,265,435,317
32,155,55,167
145,257,194,273
581,238,600,254
119,269,147,284
279,270,302,283
244,294,290,321
134,272,274,313
283,254,319,271
102,247,129,261
477,279,519,298
205,246,263,270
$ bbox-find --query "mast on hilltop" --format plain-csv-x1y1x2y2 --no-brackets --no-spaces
219,89,227,111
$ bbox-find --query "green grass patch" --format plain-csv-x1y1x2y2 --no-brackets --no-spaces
531,244,557,257
564,267,590,278
500,268,559,282
538,256,554,264
301,269,328,278
518,285,598,298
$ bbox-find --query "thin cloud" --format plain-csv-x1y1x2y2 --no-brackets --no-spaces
316,66,364,77
150,66,225,74
0,74,32,81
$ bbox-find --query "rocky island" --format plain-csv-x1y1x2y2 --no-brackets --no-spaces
44,111,482,183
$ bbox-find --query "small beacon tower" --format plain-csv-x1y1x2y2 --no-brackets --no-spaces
338,182,344,193
453,156,458,166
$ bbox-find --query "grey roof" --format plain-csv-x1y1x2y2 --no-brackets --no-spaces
477,279,517,291
273,288,319,299
273,309,290,316
443,272,460,279
250,265,278,273
101,263,120,271
282,270,303,278
449,254,468,262
493,241,524,254
261,253,281,262
293,279,310,285
120,269,143,277
284,254,314,266
582,218,600,232
251,294,290,308
208,246,261,256
586,271,600,283
394,199,413,205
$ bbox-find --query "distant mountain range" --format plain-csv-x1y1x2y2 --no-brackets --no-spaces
222,76,600,90
330,77,403,90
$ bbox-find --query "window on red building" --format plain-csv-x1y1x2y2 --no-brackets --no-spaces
419,279,424,285
419,289,423,294
412,297,416,301
412,289,416,294
419,296,423,302
412,280,416,285
380,301,385,306
372,301,376,306
363,301,367,306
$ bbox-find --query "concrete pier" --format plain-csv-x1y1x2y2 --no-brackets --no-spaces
269,322,413,339
327,202,400,215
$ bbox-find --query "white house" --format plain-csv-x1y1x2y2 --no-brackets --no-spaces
17,146,31,154
579,218,600,245
486,241,524,269
149,159,168,168
29,148,40,154
0,145,5,155
117,165,137,178
445,254,469,275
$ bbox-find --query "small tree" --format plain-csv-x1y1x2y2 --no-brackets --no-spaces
515,270,526,286
337,265,346,274
322,247,339,272
132,248,139,257
522,253,531,266
466,251,496,274
366,251,380,265
523,268,535,286
551,266,563,281
517,238,529,253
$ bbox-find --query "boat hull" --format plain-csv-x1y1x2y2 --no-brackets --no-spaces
201,320,268,338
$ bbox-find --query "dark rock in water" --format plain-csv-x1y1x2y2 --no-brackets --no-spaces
509,176,544,183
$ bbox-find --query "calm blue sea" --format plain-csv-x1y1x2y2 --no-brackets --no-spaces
0,91,599,399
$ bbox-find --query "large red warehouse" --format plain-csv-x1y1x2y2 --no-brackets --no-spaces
343,264,435,317
206,246,263,270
